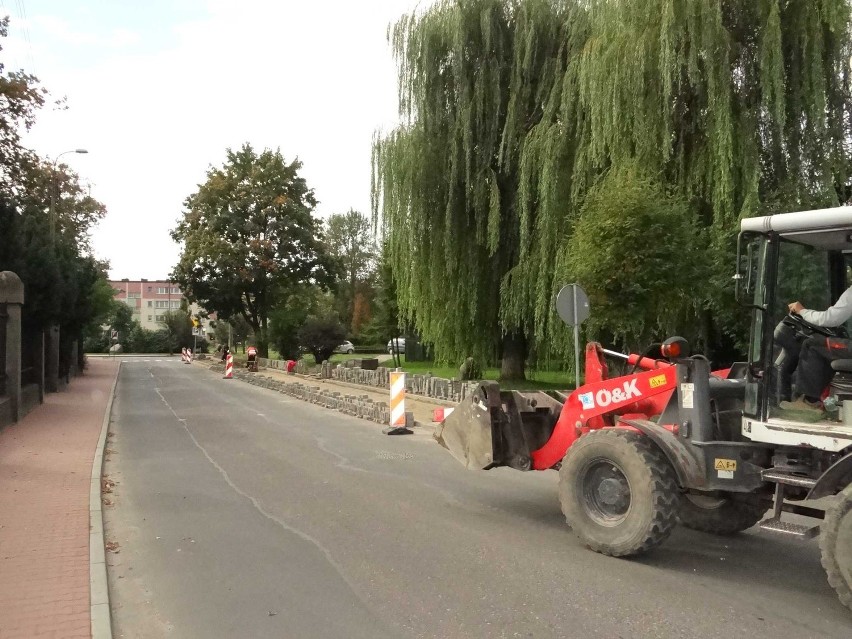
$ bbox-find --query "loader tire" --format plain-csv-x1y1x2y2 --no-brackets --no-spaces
559,429,680,557
820,484,852,612
678,493,767,535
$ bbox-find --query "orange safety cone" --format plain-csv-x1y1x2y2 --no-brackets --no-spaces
223,353,233,379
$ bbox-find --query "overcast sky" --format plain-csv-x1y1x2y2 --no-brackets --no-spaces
2,0,423,279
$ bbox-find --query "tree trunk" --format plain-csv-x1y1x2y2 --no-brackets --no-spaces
259,315,269,358
499,331,527,381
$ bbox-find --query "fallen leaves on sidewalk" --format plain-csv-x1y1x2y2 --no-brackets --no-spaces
105,540,120,554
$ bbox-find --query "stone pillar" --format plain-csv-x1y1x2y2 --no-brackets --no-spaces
45,324,60,393
0,272,25,422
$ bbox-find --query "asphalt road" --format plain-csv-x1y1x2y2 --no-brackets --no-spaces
104,358,852,638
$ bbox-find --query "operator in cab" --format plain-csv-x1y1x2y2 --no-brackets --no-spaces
783,285,852,414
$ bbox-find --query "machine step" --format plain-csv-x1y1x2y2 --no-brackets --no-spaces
760,469,817,488
758,517,819,538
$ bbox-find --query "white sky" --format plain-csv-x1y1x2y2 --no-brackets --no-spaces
2,0,423,279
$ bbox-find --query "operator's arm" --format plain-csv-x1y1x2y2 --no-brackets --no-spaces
791,286,852,327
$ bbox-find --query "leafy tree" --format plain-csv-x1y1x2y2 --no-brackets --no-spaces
358,242,399,345
325,209,377,330
268,284,325,359
161,309,193,353
170,144,338,358
297,316,347,364
106,302,135,353
376,0,852,373
0,18,110,372
512,0,852,361
0,17,46,189
562,165,704,354
373,0,567,380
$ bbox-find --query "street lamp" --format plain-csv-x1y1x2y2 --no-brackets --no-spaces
49,148,88,246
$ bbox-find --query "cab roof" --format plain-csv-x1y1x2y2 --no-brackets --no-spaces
741,206,852,251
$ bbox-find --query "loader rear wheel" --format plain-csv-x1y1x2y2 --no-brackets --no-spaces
559,429,680,557
679,493,767,535
820,484,852,612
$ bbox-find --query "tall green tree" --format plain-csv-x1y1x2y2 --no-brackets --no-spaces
514,0,852,360
375,0,852,375
170,144,339,357
373,0,567,379
324,209,377,330
0,17,46,190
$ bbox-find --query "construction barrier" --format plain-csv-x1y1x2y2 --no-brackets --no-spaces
390,371,405,426
181,347,188,363
432,407,455,422
186,348,193,363
383,370,413,435
223,353,233,379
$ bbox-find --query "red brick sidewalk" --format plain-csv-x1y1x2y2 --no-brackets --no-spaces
0,358,119,639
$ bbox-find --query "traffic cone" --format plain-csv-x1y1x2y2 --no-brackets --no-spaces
223,353,233,379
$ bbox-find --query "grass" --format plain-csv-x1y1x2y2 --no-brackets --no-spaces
385,357,576,391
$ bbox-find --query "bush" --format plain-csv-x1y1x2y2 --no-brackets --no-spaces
297,316,347,363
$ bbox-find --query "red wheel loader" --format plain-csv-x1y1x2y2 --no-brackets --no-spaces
435,207,852,612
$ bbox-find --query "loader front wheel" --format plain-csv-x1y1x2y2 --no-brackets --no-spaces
559,429,680,557
820,484,852,612
678,493,767,535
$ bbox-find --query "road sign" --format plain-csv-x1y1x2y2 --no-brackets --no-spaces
555,284,590,390
555,284,590,326
110,329,118,342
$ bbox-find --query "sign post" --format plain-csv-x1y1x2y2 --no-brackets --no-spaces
555,284,590,389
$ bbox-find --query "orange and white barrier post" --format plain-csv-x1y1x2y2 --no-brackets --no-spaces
186,348,193,363
223,353,233,379
181,347,187,363
384,370,413,435
390,371,405,426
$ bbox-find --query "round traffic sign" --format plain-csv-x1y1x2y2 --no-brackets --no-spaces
555,284,590,326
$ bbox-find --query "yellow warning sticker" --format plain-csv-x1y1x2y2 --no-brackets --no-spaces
649,374,668,389
714,459,737,472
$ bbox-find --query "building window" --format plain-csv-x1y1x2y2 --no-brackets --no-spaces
171,300,181,308
155,300,170,308
156,286,181,294
155,315,165,322
147,301,153,307
147,315,152,321
147,286,152,292
127,292,141,299
122,298,135,307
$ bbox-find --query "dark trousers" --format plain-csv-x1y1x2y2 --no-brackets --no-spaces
797,336,852,399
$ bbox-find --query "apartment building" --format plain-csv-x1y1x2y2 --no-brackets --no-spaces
108,278,213,337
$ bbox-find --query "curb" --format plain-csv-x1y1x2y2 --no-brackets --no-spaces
90,362,120,639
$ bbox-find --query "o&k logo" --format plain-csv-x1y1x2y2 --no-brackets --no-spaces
578,379,642,410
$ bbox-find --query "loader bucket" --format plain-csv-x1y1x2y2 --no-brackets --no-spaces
434,381,564,471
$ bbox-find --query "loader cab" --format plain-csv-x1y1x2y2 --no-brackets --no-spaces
738,207,852,451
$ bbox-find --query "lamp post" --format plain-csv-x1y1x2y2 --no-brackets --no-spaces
49,148,88,246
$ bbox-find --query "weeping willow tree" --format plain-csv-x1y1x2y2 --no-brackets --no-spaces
374,0,852,377
372,0,568,379
513,0,852,361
